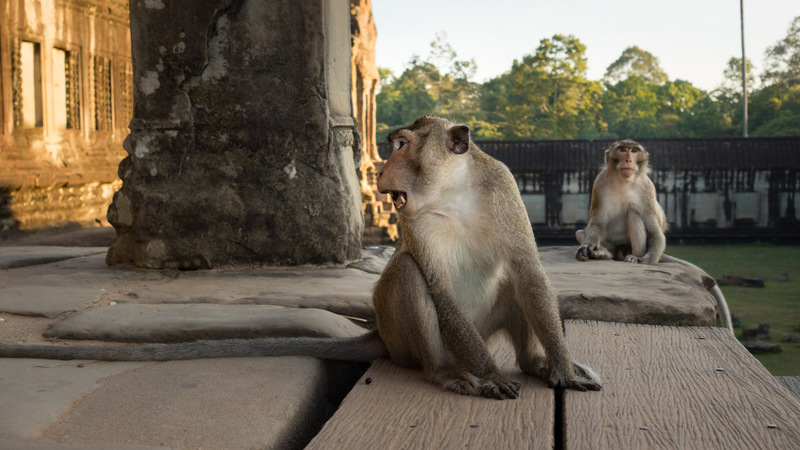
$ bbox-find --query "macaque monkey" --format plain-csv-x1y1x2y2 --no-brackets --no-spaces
574,139,735,332
576,139,667,265
0,117,600,399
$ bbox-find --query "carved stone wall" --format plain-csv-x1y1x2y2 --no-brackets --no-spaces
106,0,364,268
350,0,397,244
0,0,130,234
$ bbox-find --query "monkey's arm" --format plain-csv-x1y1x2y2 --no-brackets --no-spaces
641,223,666,265
424,275,520,399
576,176,614,261
426,277,499,375
576,230,614,261
576,222,613,261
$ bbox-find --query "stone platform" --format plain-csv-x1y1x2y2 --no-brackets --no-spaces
0,232,720,449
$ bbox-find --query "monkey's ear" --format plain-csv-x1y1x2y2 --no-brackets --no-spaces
447,125,470,155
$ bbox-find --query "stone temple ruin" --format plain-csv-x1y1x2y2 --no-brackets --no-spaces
1,0,396,268
0,0,131,232
106,0,369,269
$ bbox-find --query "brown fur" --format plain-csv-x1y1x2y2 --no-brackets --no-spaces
576,139,668,265
377,116,600,397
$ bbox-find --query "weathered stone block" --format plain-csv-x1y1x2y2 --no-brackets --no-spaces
107,0,363,268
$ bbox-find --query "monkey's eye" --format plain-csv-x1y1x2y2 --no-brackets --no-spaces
631,148,639,153
393,138,407,151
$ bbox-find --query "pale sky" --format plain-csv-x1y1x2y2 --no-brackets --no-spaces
373,0,799,92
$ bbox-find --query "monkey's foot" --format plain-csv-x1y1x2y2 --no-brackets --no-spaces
638,253,660,265
576,243,612,261
433,369,520,400
623,255,641,264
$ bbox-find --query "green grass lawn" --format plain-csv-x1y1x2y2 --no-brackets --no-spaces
667,243,800,376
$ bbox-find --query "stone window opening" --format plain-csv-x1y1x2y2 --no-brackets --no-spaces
14,40,44,128
92,55,113,132
119,62,133,130
50,47,81,130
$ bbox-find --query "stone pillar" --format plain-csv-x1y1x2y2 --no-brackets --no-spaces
350,0,397,244
106,0,363,268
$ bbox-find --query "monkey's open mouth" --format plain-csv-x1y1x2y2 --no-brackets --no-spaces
391,191,407,210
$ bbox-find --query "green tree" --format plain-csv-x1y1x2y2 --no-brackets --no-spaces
601,75,664,138
657,79,706,136
700,57,755,137
375,33,480,142
749,83,800,137
376,30,791,140
718,57,757,98
480,34,604,140
745,16,800,137
375,62,438,141
604,46,668,85
761,16,800,87
677,95,733,138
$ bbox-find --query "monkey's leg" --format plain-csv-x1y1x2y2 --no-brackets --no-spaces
374,253,448,370
638,214,666,265
376,253,518,399
426,281,521,398
625,211,647,264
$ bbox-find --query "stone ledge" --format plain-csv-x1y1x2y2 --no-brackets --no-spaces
0,357,330,449
539,246,717,326
44,304,367,343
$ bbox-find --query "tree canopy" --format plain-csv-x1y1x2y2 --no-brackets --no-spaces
604,46,668,85
376,17,800,141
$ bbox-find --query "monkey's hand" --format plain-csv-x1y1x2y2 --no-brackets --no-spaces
436,368,521,400
576,243,613,261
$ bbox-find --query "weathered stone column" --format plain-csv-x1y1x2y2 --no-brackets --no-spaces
106,0,363,268
350,0,397,244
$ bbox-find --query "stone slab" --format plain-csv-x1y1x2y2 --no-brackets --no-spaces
0,247,388,320
114,266,377,319
0,247,107,269
44,304,368,342
346,246,395,274
0,253,163,318
539,247,717,326
1,357,328,449
0,245,717,328
0,359,148,440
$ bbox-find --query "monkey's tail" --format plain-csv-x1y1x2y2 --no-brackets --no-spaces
660,254,733,334
0,329,390,362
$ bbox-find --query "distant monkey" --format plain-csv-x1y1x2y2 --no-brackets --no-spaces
576,139,667,265
0,117,601,399
574,139,734,332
